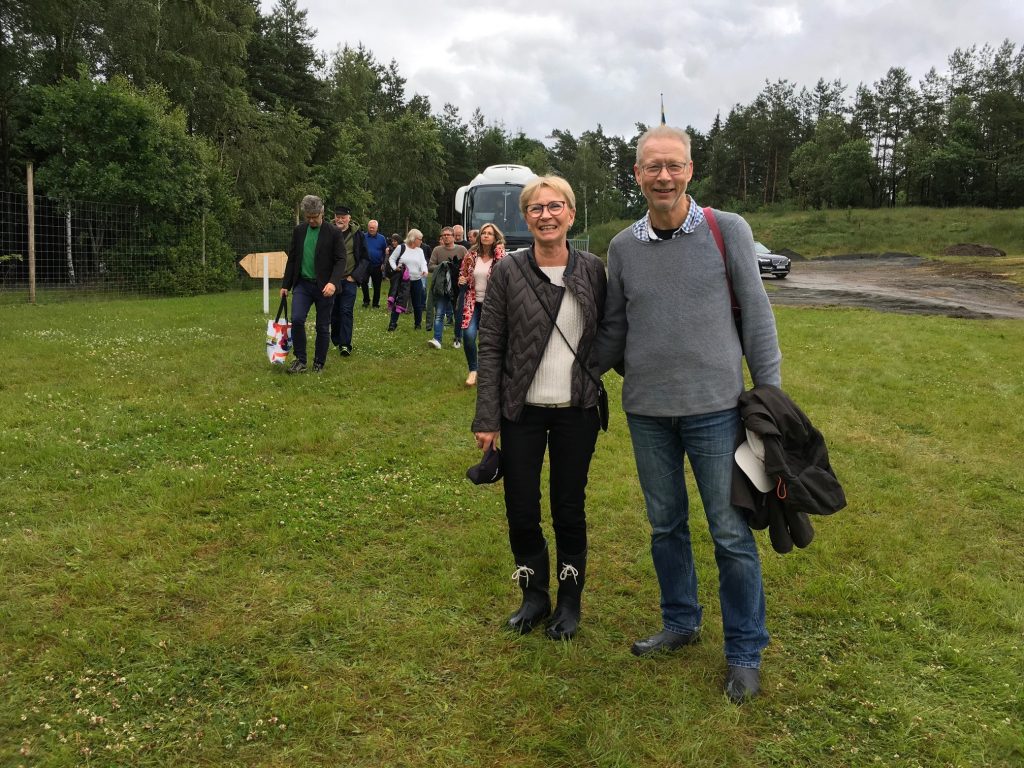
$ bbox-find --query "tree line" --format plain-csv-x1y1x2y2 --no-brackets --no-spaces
1,0,1021,292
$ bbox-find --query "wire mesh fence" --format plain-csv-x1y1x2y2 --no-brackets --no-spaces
0,189,296,305
1,186,578,306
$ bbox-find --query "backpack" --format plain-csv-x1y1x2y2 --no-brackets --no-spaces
383,243,406,278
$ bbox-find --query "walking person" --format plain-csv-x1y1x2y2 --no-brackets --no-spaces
427,226,467,349
454,226,480,350
362,219,388,308
329,205,368,357
280,195,345,373
593,125,783,703
386,229,429,331
385,232,401,263
453,224,470,249
472,176,607,640
459,223,505,387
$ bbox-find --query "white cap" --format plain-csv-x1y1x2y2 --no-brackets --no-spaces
735,429,773,492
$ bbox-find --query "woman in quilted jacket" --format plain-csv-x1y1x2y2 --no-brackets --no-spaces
471,176,607,641
458,222,506,387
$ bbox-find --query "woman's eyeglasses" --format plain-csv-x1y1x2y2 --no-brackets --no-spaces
526,201,568,217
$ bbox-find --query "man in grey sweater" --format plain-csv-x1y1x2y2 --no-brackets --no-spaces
594,124,782,703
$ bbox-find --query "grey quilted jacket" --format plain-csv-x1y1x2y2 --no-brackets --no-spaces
472,245,607,432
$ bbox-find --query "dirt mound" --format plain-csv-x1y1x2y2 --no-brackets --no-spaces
768,256,1024,319
941,243,1006,257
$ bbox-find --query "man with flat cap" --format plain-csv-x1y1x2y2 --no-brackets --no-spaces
330,205,369,357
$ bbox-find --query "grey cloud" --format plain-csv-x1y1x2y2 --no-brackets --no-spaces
281,0,1024,138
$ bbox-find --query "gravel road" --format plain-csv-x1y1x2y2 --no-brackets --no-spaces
765,254,1024,319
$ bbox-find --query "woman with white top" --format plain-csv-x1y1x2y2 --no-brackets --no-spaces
458,222,506,387
470,177,607,641
386,228,429,331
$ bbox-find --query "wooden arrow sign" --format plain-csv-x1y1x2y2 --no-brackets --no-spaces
239,251,287,278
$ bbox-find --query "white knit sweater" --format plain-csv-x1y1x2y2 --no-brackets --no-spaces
526,266,584,405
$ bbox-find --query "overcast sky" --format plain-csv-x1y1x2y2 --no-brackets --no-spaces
267,0,1022,140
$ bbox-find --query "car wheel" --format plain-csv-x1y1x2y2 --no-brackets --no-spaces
776,274,787,279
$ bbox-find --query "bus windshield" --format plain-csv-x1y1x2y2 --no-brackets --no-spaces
466,185,532,244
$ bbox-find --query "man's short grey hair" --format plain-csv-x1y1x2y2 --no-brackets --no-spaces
635,125,692,165
300,195,324,215
405,228,423,245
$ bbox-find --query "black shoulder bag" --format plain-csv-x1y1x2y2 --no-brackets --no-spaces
383,244,405,278
513,255,609,431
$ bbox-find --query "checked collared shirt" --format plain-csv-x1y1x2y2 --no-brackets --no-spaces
630,195,705,241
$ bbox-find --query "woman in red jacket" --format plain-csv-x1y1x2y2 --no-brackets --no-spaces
458,222,506,387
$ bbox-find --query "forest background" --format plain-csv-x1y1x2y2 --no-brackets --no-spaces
1,0,1023,294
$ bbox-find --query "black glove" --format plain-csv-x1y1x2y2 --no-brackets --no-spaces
767,503,814,554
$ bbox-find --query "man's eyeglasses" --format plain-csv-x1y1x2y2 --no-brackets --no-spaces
639,162,690,178
525,201,568,217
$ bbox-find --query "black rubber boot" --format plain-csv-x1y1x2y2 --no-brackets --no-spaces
506,545,551,634
545,549,586,640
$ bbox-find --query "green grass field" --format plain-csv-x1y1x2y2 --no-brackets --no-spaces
2,292,1022,767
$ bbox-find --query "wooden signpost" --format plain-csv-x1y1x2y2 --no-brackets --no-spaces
239,251,287,314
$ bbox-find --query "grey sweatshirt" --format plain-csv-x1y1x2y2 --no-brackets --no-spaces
593,209,782,417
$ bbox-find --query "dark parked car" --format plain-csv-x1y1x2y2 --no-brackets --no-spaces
754,241,790,278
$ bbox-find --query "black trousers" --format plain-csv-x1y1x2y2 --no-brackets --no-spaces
361,264,383,307
501,405,600,560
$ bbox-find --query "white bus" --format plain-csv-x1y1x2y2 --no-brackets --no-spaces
454,164,538,249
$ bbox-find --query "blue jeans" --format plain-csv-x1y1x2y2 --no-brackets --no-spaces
433,296,453,343
462,303,482,372
290,279,334,366
330,279,358,349
626,408,768,668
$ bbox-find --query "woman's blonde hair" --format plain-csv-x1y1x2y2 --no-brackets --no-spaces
404,228,423,245
519,175,576,216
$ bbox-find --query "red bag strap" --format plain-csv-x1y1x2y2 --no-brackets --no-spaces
703,207,741,332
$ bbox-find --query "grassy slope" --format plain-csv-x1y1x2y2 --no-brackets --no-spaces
1,294,1022,767
743,207,1024,258
587,207,1024,285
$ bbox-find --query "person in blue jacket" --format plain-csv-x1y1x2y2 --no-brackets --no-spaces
362,219,388,309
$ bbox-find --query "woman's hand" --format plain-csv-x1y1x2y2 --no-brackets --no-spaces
474,431,499,453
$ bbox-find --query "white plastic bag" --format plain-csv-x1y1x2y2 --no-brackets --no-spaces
266,295,292,365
